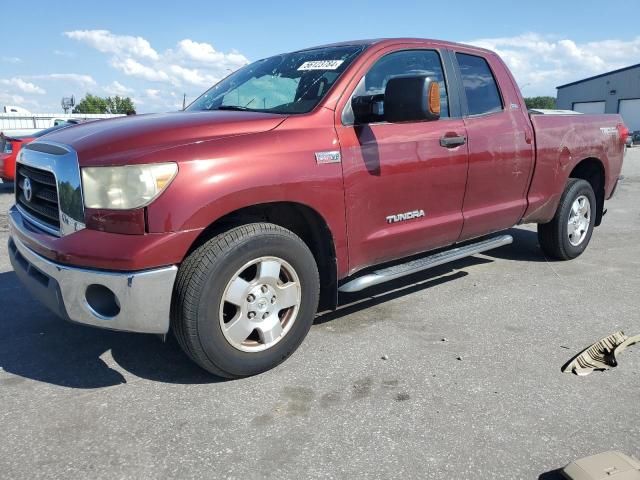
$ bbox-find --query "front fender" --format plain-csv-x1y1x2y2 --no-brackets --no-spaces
145,120,349,276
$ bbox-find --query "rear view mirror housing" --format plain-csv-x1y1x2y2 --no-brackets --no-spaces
384,75,441,123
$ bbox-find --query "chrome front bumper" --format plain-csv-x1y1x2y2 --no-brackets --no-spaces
8,233,178,334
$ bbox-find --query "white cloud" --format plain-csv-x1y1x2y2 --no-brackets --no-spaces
64,30,159,60
61,29,250,111
466,33,640,95
1,56,22,64
135,88,187,111
0,91,44,111
33,73,97,87
168,64,216,86
110,57,170,82
0,92,26,105
53,50,75,58
0,78,46,94
0,74,97,112
175,39,236,65
66,29,248,93
104,80,133,96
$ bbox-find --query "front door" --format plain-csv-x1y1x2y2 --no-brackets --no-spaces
336,48,469,273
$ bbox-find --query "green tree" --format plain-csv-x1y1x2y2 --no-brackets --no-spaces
72,94,109,114
524,96,556,110
73,94,136,114
107,95,136,114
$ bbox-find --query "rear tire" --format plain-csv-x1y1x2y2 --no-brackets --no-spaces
171,223,320,378
537,178,596,260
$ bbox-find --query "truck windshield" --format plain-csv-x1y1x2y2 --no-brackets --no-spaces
186,45,365,115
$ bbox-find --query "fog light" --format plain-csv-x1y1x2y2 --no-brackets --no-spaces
85,284,121,319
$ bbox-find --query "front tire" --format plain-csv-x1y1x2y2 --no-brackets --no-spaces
537,178,596,260
171,223,320,378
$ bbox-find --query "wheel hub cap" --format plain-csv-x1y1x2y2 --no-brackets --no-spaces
567,195,591,247
219,256,301,353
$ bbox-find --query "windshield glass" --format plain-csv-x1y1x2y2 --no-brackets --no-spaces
186,45,366,115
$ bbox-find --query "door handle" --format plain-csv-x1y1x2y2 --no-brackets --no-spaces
440,135,466,148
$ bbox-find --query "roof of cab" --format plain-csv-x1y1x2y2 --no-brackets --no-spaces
294,38,495,55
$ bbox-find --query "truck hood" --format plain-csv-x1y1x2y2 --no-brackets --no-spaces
38,110,287,166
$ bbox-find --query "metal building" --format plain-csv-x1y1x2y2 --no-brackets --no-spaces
556,63,640,131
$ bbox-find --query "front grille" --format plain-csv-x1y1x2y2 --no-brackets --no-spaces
16,163,60,233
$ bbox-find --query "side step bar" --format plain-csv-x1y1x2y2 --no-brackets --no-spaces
338,234,513,293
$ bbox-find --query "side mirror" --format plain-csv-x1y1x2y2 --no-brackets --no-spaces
351,94,385,124
384,76,441,123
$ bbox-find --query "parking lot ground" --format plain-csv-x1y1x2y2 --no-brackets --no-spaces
0,150,639,479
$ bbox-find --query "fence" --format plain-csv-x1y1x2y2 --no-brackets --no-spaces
0,113,123,136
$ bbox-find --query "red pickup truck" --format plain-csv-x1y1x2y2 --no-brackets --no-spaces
8,38,626,378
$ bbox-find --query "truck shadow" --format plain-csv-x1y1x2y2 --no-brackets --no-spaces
0,229,546,389
321,227,550,323
482,227,554,263
538,470,564,480
318,256,490,324
0,270,221,388
0,258,487,389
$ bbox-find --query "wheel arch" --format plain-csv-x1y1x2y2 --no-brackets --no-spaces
569,157,606,226
185,201,339,311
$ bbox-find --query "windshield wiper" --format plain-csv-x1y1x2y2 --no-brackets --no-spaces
214,105,256,111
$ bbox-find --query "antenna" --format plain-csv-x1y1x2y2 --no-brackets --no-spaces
182,93,186,110
61,95,75,114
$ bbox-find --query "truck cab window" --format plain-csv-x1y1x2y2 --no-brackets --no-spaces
343,49,449,124
455,53,503,116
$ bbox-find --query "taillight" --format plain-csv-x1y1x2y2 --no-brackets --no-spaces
617,123,629,144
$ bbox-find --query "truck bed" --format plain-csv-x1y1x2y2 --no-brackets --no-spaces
523,113,625,224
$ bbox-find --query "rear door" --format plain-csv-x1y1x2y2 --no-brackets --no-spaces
453,51,535,241
336,47,469,272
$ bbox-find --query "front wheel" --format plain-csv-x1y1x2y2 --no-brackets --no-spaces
171,223,320,378
537,178,596,260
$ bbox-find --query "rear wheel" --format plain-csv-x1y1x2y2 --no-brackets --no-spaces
537,178,596,260
171,223,320,378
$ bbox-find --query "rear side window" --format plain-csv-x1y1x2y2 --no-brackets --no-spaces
456,53,503,116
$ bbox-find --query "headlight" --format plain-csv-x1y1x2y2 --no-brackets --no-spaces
82,163,178,209
3,141,12,154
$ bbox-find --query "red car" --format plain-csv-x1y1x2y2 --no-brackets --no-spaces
8,38,627,377
0,132,31,182
0,122,82,182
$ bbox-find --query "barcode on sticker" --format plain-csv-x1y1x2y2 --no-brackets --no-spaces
298,60,344,71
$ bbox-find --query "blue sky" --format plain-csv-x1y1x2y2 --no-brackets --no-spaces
2,0,640,113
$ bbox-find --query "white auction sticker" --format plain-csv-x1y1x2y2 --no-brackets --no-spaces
297,60,344,71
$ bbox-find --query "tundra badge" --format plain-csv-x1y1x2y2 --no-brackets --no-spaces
386,209,426,224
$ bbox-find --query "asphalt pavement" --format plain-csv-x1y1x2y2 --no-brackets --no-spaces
0,150,638,479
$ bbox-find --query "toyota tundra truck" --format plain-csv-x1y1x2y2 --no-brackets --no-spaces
7,38,627,378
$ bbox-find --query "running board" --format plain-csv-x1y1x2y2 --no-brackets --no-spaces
338,234,513,293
